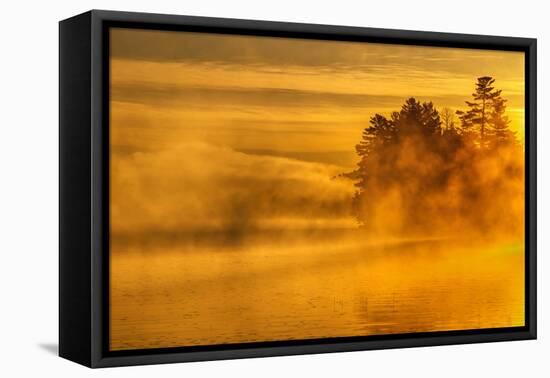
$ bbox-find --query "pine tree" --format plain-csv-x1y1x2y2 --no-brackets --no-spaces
488,95,516,148
346,98,442,228
346,113,395,185
457,76,500,148
342,77,523,235
455,108,477,145
355,114,395,158
394,98,441,137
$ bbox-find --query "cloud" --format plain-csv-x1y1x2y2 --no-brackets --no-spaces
111,82,412,109
110,28,524,79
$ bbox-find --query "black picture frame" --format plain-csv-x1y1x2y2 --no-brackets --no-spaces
59,9,537,368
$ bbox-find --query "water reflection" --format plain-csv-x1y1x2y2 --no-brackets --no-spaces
110,234,524,350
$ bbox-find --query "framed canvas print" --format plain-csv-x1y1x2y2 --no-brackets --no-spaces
59,10,537,368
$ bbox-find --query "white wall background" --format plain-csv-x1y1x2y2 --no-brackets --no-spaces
0,0,546,376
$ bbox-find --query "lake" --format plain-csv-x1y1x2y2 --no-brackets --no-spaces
109,232,524,350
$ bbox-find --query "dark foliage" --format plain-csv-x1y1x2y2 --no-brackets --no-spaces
344,77,522,238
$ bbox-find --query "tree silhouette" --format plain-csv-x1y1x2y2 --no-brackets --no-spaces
346,98,445,228
487,95,516,148
344,78,522,236
456,76,500,148
394,98,441,137
348,98,441,184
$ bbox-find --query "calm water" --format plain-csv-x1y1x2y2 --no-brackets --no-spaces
110,234,524,350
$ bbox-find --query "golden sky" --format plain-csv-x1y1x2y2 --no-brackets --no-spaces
110,28,525,169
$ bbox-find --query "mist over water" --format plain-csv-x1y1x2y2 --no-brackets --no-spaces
109,140,524,351
111,235,524,350
110,141,356,237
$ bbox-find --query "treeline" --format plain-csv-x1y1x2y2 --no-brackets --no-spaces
344,77,524,238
